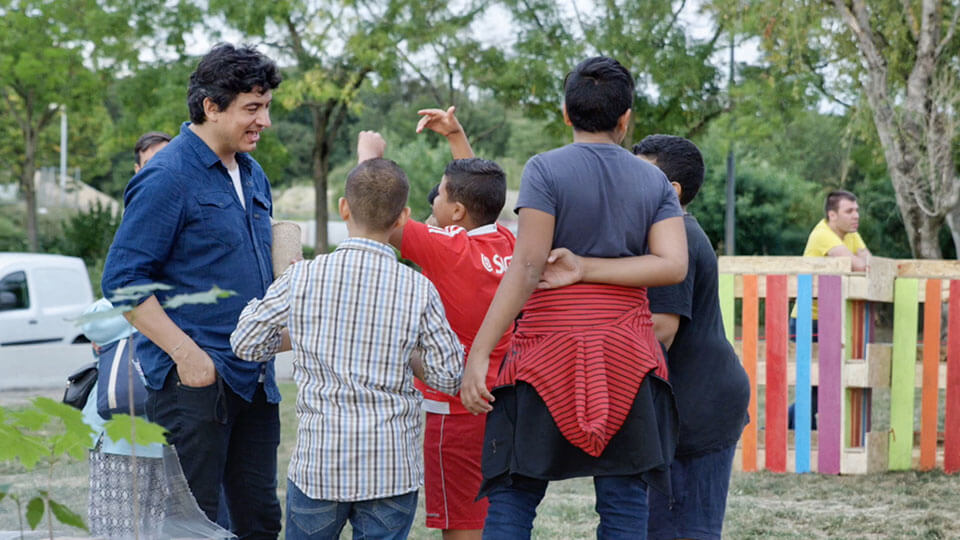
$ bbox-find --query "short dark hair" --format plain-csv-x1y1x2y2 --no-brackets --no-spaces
345,159,409,232
825,190,857,219
442,158,507,225
134,131,172,165
563,57,635,133
427,183,440,206
187,43,282,124
633,135,704,206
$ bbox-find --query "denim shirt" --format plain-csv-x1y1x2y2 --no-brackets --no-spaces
102,122,280,404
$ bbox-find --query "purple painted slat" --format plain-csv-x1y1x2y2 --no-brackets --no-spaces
818,275,843,474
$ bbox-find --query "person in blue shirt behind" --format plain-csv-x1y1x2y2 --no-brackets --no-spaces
101,43,284,540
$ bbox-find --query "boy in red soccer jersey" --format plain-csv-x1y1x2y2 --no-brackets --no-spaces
357,108,515,540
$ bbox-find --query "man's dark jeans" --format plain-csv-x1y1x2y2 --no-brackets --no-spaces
148,369,282,540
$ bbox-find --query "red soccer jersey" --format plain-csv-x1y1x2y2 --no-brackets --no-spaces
401,220,516,415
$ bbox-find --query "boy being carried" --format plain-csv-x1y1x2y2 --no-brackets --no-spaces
357,106,516,540
231,158,464,540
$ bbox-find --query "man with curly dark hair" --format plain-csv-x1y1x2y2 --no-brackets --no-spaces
102,43,284,539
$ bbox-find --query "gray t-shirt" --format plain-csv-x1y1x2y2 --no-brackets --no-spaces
515,143,682,257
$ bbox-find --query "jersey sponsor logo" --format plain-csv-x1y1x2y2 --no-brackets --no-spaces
481,253,494,272
480,253,512,274
426,225,465,237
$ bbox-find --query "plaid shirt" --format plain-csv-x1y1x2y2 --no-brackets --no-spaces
231,238,463,501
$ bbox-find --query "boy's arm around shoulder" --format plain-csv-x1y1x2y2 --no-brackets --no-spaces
414,282,464,395
536,216,688,290
231,268,295,362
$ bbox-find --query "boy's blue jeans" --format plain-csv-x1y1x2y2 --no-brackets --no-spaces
285,479,418,540
482,474,649,540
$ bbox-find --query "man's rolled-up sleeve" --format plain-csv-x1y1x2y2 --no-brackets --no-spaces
231,271,292,362
101,167,184,305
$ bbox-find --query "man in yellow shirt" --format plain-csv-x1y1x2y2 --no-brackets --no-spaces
789,190,871,429
802,190,870,268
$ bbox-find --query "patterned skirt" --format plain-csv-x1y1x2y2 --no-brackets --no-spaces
88,450,165,539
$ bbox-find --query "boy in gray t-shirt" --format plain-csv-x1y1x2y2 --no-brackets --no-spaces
460,56,688,538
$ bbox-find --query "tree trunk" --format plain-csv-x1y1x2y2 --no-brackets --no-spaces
832,0,956,260
311,105,330,253
21,128,39,253
945,207,960,258
889,168,944,259
312,147,329,254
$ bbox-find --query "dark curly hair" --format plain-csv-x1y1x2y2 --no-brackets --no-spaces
187,43,282,124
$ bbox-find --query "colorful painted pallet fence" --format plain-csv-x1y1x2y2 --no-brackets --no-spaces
719,257,960,475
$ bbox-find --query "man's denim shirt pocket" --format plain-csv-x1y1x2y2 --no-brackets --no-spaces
196,190,247,248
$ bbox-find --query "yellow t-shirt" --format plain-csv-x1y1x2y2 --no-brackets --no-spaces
791,219,868,319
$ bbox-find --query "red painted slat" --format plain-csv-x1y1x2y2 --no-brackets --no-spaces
921,280,941,470
765,275,788,472
944,281,960,473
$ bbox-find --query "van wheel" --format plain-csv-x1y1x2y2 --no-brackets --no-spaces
72,335,90,344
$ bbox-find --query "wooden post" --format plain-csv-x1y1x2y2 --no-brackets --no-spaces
742,274,758,472
890,278,919,470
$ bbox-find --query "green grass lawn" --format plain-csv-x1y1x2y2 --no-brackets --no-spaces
3,383,960,538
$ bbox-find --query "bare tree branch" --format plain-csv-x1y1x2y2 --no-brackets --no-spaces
395,45,446,104
902,0,920,42
801,54,854,108
936,1,959,57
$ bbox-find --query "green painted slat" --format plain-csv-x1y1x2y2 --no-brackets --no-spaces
719,273,735,344
890,278,919,470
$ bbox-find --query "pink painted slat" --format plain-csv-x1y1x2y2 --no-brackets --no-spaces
817,275,843,474
742,274,759,472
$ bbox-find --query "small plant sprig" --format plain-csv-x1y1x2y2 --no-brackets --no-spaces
0,397,164,538
0,283,235,539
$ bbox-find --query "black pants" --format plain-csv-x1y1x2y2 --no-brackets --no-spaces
148,369,282,540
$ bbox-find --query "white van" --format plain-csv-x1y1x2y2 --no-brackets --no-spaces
0,253,94,346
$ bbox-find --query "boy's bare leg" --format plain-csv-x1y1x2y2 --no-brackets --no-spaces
443,529,482,540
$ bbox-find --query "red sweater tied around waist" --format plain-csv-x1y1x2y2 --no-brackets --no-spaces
496,283,668,457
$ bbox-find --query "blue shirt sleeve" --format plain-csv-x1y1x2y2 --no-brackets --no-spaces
101,166,185,304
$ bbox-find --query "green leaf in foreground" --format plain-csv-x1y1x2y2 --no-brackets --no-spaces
108,282,174,303
104,414,168,447
26,496,44,530
0,483,9,503
162,286,237,309
32,398,94,444
50,498,89,531
0,425,49,470
10,407,48,431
